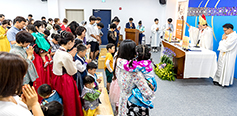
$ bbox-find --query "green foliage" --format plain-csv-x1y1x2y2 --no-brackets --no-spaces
161,55,173,65
154,63,175,81
154,49,176,81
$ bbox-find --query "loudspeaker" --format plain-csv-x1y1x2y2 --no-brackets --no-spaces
159,0,166,5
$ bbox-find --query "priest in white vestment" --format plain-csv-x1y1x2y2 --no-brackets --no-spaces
213,23,237,87
186,22,201,45
187,15,213,50
151,18,162,52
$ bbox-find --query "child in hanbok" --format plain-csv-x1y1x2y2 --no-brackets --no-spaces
124,45,157,110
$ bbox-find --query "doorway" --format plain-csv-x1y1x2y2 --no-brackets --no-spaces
93,9,111,45
65,9,84,24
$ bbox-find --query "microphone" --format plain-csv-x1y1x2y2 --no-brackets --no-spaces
195,40,200,48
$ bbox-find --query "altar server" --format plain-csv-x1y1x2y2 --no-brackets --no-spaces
151,18,162,52
162,18,174,36
213,23,237,87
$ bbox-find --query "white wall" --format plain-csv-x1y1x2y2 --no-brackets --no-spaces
58,0,167,40
0,0,48,21
163,0,179,36
0,0,179,42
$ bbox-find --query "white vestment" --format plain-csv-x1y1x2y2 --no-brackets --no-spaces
151,23,161,47
213,31,237,86
188,26,213,50
188,26,200,45
199,27,213,50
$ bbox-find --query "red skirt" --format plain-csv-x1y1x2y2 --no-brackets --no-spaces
52,73,84,116
33,52,54,102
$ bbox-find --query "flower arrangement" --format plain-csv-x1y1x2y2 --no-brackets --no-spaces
154,47,176,81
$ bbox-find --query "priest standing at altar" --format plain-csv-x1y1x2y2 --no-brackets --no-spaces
213,23,237,87
187,14,213,50
186,22,201,45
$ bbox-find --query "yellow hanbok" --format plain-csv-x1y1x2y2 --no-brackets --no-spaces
0,26,10,52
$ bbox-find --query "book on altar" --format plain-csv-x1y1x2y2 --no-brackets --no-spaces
164,31,172,41
169,33,172,42
164,31,169,41
182,36,189,49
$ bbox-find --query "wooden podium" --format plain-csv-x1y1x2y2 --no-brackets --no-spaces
125,28,139,45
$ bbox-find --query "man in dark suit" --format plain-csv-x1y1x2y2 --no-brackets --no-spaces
125,17,135,29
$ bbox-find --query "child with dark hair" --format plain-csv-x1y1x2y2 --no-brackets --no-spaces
26,24,35,34
114,40,154,115
95,17,101,24
107,23,117,46
54,18,60,25
29,18,34,25
104,43,115,91
38,84,62,105
31,20,52,66
74,44,92,94
7,19,12,29
111,17,121,53
49,24,61,41
124,44,157,110
66,21,79,36
46,18,53,31
95,22,104,45
49,33,60,55
61,18,68,31
52,31,84,116
75,26,87,44
31,20,54,103
44,29,50,38
86,16,100,61
136,20,145,44
86,62,101,90
81,75,102,116
41,101,63,116
10,31,38,85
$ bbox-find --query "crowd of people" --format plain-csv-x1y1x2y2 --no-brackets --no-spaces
0,13,159,116
1,11,236,116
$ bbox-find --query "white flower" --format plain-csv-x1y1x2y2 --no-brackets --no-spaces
143,61,148,65
134,107,139,112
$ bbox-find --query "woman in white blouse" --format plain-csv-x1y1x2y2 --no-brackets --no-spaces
0,52,44,116
52,31,84,116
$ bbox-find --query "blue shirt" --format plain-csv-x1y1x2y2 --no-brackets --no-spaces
41,90,63,105
7,26,21,47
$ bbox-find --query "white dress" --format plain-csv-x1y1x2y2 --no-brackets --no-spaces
213,31,237,86
0,96,32,116
151,23,162,47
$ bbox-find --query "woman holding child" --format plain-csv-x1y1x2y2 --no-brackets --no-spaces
114,39,155,116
